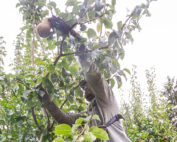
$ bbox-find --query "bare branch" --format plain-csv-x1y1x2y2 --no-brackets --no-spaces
61,45,109,57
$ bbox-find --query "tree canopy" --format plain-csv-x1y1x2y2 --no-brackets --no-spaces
1,0,176,142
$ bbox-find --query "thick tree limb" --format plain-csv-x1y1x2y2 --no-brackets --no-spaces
38,87,81,126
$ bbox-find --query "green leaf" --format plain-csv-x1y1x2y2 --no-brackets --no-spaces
75,117,83,125
35,1,46,7
111,79,115,88
80,24,87,31
54,124,72,135
112,0,116,7
84,133,96,142
89,126,109,140
42,77,54,94
48,64,55,73
50,73,59,83
65,0,78,7
97,23,101,33
92,115,101,121
117,21,123,30
52,137,64,142
108,31,119,45
69,65,78,75
115,76,122,88
47,1,56,8
62,68,69,77
83,115,92,122
123,68,131,75
118,47,125,60
87,28,97,38
102,18,113,29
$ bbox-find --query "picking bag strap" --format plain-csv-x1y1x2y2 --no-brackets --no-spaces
99,114,127,134
105,114,124,127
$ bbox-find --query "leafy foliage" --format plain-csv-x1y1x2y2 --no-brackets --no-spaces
120,66,177,142
53,115,108,141
163,77,177,129
0,0,168,142
0,37,6,72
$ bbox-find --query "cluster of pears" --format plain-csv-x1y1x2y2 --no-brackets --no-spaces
37,19,51,38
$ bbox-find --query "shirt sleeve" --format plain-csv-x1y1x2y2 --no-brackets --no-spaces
84,64,115,105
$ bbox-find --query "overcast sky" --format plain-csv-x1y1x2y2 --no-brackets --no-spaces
0,0,177,92
122,0,177,90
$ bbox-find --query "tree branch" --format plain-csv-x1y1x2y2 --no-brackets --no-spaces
121,8,135,31
61,45,109,57
60,83,81,109
38,86,81,125
75,123,88,141
31,106,42,131
36,37,66,88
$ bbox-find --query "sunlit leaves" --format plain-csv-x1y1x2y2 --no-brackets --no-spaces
54,124,72,135
47,64,55,73
52,137,64,142
89,126,109,140
84,133,96,142
91,115,100,122
112,0,116,7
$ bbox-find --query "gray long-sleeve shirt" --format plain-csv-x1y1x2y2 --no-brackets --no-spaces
84,65,131,142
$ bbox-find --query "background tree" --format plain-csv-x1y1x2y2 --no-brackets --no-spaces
120,67,177,142
0,36,6,72
163,77,177,129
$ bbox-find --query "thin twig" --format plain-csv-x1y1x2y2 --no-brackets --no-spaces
80,13,105,25
54,37,66,66
61,45,109,57
121,9,135,31
36,37,66,88
48,120,55,131
31,106,42,131
75,123,88,141
99,23,103,40
69,11,105,33
60,83,80,109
